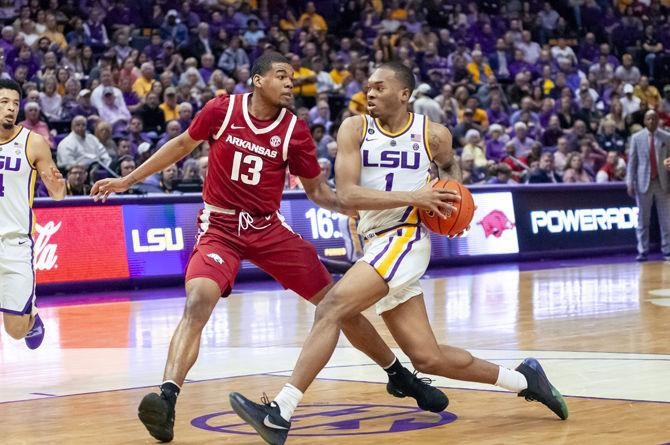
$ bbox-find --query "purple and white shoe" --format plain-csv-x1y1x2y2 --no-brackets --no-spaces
25,314,44,350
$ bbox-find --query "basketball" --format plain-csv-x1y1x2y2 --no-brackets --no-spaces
419,179,475,236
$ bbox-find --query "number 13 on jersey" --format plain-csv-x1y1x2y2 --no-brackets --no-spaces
231,151,263,185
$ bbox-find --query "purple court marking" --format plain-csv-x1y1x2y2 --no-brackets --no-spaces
29,392,57,397
191,404,456,436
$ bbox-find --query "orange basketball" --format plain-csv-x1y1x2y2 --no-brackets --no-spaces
419,179,475,236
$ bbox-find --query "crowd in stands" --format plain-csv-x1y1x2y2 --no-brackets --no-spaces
2,0,670,196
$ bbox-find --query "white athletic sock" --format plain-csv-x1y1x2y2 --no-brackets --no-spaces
274,383,303,422
495,366,528,393
161,380,182,390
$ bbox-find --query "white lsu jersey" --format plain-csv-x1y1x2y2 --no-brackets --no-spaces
0,126,36,239
357,113,432,236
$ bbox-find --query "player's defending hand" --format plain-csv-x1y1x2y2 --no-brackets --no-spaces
411,178,460,220
90,177,130,202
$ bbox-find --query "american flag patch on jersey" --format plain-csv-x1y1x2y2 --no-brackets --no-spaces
411,134,422,142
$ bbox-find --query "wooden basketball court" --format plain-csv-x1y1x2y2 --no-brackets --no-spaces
1,259,669,444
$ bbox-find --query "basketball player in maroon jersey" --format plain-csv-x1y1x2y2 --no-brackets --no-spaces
91,53,453,442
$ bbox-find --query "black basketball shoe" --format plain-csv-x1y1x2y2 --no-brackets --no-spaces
515,357,569,420
138,392,176,442
387,368,449,412
229,392,290,445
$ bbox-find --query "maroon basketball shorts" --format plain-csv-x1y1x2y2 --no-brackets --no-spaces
185,207,331,299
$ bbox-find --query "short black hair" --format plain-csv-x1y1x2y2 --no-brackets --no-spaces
250,52,291,80
0,79,22,99
378,61,415,92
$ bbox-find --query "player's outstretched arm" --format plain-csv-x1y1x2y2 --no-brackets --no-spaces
29,132,65,201
90,130,201,201
428,121,462,182
335,116,459,218
301,174,348,214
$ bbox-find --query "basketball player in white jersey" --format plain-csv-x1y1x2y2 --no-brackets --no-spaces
0,79,65,349
231,62,568,444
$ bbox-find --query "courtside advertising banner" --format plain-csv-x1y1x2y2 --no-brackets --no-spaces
33,206,129,283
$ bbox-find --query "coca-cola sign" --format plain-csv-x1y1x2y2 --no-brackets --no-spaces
33,206,129,283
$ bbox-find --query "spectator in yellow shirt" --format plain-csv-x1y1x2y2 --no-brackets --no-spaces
634,76,661,110
466,50,494,86
329,56,351,86
291,54,317,106
159,87,179,121
298,2,328,32
348,80,369,115
42,13,67,50
132,62,156,98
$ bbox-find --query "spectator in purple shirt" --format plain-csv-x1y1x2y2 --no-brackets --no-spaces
509,48,537,81
485,124,509,162
577,32,599,67
0,26,14,54
475,23,497,56
486,95,510,127
198,53,216,84
84,8,109,51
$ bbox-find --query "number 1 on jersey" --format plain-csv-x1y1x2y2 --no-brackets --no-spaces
384,173,394,191
0,173,4,197
231,151,263,185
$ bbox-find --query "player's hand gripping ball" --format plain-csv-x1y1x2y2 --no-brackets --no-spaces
419,179,475,237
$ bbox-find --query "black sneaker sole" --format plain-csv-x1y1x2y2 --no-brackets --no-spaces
386,382,406,398
138,393,174,442
229,392,287,445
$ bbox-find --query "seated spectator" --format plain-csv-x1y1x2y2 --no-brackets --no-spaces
198,156,208,181
452,108,483,148
157,120,183,149
199,53,216,84
160,163,179,193
291,53,317,107
177,102,193,131
19,102,53,148
128,116,152,155
485,124,509,162
579,139,606,176
98,86,131,129
38,75,62,121
486,96,510,127
68,89,99,122
57,115,111,170
634,76,661,110
217,36,249,77
119,76,141,113
132,62,156,99
511,97,540,127
412,83,445,124
64,164,90,196
94,120,116,156
61,78,81,119
135,92,166,134
318,157,334,187
615,53,641,85
597,119,626,154
348,79,368,115
510,122,536,158
487,163,515,185
528,152,562,183
466,50,493,86
562,153,593,183
541,115,564,148
458,97,489,129
160,87,179,121
462,129,488,169
181,158,202,181
113,138,132,161
596,151,627,183
116,155,136,177
92,69,125,110
460,152,487,184
553,137,572,174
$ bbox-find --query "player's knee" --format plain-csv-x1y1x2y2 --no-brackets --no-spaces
314,293,352,325
4,322,28,340
182,292,214,327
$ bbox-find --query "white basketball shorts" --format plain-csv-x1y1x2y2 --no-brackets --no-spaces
359,225,430,314
0,236,36,315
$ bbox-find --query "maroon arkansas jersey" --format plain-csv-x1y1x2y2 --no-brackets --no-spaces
188,93,321,214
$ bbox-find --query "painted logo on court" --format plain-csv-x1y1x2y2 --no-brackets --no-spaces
192,403,456,437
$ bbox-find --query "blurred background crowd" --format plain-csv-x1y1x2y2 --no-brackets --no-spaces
2,0,670,195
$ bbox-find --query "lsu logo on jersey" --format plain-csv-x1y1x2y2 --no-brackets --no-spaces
362,150,420,169
0,155,21,171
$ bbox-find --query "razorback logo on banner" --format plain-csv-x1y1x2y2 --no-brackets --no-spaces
33,206,129,284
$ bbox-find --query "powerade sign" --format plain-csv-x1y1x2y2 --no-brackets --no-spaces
513,187,638,251
530,207,638,234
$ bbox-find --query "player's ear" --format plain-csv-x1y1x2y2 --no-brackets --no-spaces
253,74,263,89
